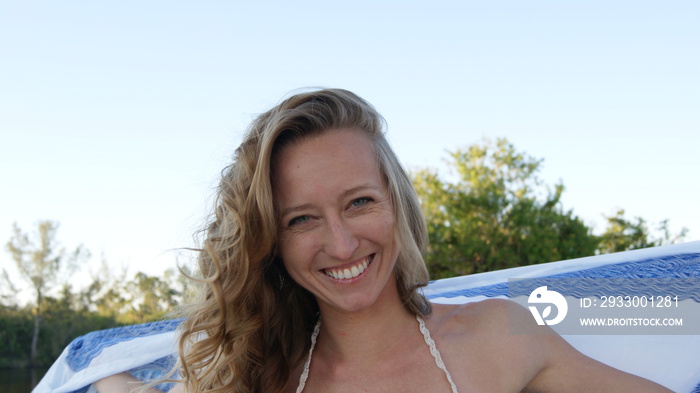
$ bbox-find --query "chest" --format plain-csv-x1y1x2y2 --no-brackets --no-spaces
432,332,542,393
304,357,455,392
291,341,456,393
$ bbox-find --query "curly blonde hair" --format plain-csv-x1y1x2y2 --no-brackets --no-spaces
177,88,430,393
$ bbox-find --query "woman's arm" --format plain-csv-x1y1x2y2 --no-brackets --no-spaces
446,299,674,392
515,304,674,393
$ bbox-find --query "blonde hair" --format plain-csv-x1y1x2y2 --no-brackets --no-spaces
177,88,430,393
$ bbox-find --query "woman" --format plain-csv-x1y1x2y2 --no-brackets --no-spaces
97,88,671,392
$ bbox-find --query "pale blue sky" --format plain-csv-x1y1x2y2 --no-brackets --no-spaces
1,1,698,294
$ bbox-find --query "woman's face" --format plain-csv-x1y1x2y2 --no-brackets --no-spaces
273,128,399,314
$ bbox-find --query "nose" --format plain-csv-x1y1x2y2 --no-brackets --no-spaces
324,216,359,261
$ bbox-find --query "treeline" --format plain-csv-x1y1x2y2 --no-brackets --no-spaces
412,138,687,278
0,266,192,368
1,138,687,368
1,221,195,368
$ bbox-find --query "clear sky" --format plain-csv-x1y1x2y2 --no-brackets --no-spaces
1,1,698,297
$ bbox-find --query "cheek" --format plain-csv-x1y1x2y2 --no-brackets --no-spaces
278,238,297,269
277,236,295,270
280,251,306,286
372,212,397,250
278,235,316,275
384,215,400,260
381,209,396,235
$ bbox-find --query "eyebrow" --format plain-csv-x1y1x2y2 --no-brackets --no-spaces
279,184,381,218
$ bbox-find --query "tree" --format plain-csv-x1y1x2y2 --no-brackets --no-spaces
599,209,688,253
4,221,89,365
78,256,130,318
412,138,600,278
117,270,182,323
0,269,19,305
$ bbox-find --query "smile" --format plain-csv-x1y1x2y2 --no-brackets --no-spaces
323,255,374,280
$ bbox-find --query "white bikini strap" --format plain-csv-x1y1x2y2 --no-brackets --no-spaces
416,315,459,393
297,317,459,393
296,319,321,393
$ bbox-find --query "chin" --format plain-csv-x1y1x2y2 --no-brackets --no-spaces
325,294,380,314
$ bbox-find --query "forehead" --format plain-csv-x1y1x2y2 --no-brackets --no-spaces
272,128,382,204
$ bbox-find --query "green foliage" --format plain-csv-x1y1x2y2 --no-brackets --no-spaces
0,264,187,367
120,270,182,324
0,305,33,368
412,138,600,278
0,297,122,368
4,221,89,365
599,209,688,253
1,223,189,368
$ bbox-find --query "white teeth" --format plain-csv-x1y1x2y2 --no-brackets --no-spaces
325,256,372,280
351,266,360,277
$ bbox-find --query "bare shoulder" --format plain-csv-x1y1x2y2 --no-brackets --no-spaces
430,298,541,339
427,300,549,391
428,300,672,392
432,299,548,369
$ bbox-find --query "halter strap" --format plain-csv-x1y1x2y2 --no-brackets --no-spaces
295,319,320,393
295,316,459,393
416,315,459,393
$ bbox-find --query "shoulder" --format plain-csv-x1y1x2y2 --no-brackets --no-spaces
426,300,549,391
428,300,672,392
430,298,541,337
430,299,546,364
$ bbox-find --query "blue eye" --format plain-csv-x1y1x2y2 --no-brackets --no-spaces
352,197,371,207
289,215,310,227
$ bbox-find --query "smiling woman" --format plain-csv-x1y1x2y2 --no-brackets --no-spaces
274,129,402,315
86,88,672,393
173,89,434,393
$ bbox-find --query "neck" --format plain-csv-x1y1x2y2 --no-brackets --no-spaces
314,277,420,363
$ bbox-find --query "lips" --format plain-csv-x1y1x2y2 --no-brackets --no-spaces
323,255,374,280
